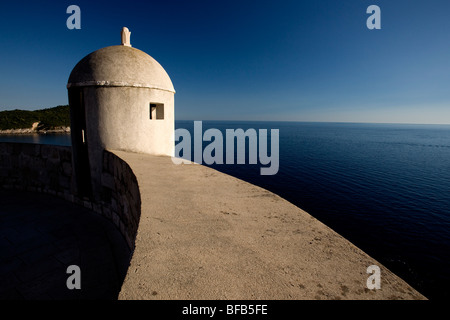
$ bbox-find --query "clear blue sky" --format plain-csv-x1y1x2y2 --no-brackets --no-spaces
0,0,449,124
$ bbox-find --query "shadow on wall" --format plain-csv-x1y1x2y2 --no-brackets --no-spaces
0,142,141,299
0,189,131,299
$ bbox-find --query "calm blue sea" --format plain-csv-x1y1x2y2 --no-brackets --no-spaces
2,121,449,300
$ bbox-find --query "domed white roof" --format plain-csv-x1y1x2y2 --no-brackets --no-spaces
67,45,175,93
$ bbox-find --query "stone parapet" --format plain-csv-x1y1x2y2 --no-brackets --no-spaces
0,142,140,251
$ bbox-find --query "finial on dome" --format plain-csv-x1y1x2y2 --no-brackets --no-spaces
121,27,131,47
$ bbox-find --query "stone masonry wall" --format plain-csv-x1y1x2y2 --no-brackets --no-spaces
0,142,141,250
100,150,141,249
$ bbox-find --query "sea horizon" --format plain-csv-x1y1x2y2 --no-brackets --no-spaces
177,119,450,126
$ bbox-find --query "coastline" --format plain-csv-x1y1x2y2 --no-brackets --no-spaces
0,126,70,135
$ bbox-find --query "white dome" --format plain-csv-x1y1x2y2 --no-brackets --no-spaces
67,45,175,93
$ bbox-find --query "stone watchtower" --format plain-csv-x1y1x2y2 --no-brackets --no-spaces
67,27,175,198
